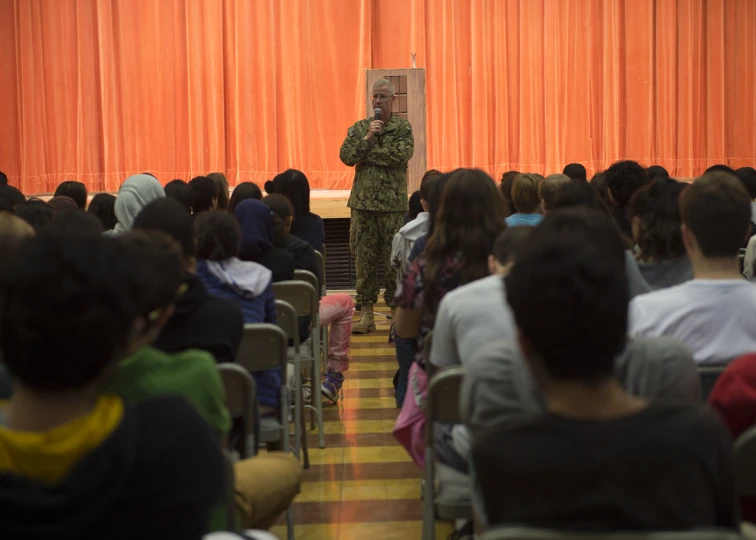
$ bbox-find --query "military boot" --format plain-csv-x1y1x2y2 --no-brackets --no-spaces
352,304,376,334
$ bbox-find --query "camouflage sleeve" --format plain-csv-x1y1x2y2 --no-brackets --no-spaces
339,121,371,167
363,122,414,167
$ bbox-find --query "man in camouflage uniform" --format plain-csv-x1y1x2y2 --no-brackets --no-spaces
339,79,414,334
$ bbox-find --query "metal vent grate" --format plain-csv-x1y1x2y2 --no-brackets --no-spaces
323,218,385,290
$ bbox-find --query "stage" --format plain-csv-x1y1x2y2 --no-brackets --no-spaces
310,190,351,219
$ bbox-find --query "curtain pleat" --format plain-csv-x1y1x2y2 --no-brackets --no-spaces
0,0,755,194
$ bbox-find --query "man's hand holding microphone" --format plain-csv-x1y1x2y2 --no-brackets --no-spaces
364,108,383,141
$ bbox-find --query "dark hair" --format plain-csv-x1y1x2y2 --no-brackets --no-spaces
116,231,183,318
499,171,519,215
54,181,88,209
0,185,26,212
420,170,443,201
15,199,54,232
87,193,117,231
511,173,543,214
426,173,453,238
562,163,587,181
188,176,217,214
0,213,35,260
0,235,139,392
552,181,615,220
0,171,7,185
195,210,241,261
268,169,312,233
540,174,571,210
50,210,103,236
48,196,79,214
604,160,650,207
628,179,686,261
735,167,756,200
424,169,507,312
492,227,533,266
704,164,735,175
407,191,423,222
262,194,294,247
133,198,195,263
164,180,195,214
229,182,263,213
647,165,670,180
506,208,628,382
589,171,611,207
680,172,751,258
207,172,230,210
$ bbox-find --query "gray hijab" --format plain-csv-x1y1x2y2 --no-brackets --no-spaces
106,174,165,236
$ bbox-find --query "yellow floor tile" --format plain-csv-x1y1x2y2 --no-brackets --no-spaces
385,478,422,500
343,378,394,389
312,419,394,435
270,523,340,540
342,397,397,410
338,521,390,540
349,361,399,372
340,479,388,501
350,335,397,343
350,347,398,357
305,447,346,465
342,445,411,464
296,480,342,502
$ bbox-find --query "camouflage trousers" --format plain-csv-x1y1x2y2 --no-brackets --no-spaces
350,209,404,307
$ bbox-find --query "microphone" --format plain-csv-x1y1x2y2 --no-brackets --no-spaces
374,108,382,121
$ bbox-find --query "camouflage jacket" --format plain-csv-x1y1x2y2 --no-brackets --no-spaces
339,115,414,212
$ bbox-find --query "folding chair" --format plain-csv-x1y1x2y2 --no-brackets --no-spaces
698,365,728,401
314,249,329,368
234,323,295,540
275,299,309,468
273,279,326,449
423,366,471,540
735,424,756,497
218,363,258,459
479,527,743,540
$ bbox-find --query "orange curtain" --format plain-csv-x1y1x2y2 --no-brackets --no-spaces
1,0,755,194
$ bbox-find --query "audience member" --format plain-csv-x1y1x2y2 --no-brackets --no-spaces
604,160,651,240
53,180,88,209
589,170,611,208
499,171,519,216
48,195,79,214
194,210,281,411
228,182,263,213
14,199,54,232
267,170,325,253
562,163,587,181
405,191,422,224
189,176,218,214
506,173,544,227
164,179,195,214
472,208,737,532
0,212,34,263
0,233,225,538
407,172,452,263
735,166,756,224
629,171,756,364
648,165,671,180
207,172,230,210
87,193,117,231
49,209,104,236
264,194,355,403
132,198,244,364
430,227,530,472
393,168,506,466
0,185,25,212
705,164,735,175
107,174,165,236
234,199,294,282
0,171,6,185
628,178,692,289
539,173,570,214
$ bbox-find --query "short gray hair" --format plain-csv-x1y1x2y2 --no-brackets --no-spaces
373,79,395,96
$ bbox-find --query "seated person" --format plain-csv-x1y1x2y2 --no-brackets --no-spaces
538,173,570,215
14,198,54,232
88,193,117,231
189,176,219,214
562,163,587,182
405,190,422,224
0,233,224,538
604,160,651,241
106,174,165,236
266,169,325,253
472,208,738,532
263,194,354,402
105,231,300,531
164,179,195,214
229,182,263,213
234,199,294,282
133,198,244,364
628,178,693,289
194,210,281,412
505,173,544,227
629,171,756,364
53,180,88,209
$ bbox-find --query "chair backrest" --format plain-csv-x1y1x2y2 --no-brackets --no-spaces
425,366,465,439
218,363,257,420
272,280,318,318
236,323,288,374
735,424,756,497
294,269,321,299
314,249,326,294
480,527,743,540
275,299,300,350
697,365,728,401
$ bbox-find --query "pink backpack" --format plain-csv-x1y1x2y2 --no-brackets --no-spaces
392,361,428,468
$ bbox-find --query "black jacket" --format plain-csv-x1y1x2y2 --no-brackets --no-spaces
153,273,244,364
248,246,295,283
0,396,225,540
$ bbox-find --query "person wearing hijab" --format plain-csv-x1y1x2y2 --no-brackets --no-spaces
233,199,294,282
106,174,165,236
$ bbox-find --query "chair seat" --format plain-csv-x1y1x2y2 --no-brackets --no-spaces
434,461,473,520
259,415,284,443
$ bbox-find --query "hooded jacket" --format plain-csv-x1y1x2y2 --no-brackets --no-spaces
234,200,294,282
106,174,165,236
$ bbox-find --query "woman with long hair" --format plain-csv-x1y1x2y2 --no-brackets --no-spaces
393,169,507,467
266,169,325,253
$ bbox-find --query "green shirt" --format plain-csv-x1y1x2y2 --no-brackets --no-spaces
106,346,231,436
340,115,414,212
